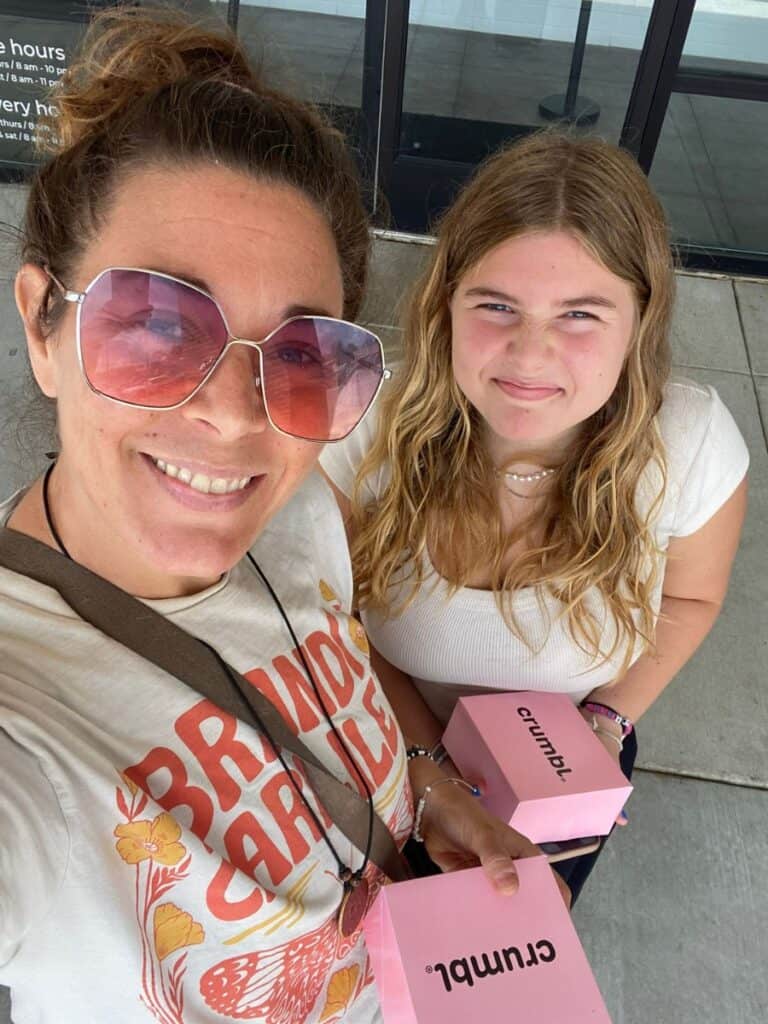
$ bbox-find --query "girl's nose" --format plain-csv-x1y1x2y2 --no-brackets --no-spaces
505,319,551,367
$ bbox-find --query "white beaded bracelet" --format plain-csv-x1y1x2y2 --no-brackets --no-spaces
412,777,481,843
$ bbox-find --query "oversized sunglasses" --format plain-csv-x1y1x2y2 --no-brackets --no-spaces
49,267,390,442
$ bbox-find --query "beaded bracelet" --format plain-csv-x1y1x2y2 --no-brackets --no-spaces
412,777,481,843
580,701,634,738
406,745,432,761
406,742,451,766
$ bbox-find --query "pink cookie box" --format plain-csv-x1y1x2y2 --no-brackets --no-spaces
363,857,611,1024
442,691,632,842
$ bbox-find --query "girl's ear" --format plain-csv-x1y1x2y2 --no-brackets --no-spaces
15,264,58,398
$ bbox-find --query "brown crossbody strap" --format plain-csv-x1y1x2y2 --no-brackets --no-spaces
0,526,410,882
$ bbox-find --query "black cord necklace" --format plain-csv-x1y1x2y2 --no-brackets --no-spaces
41,460,374,936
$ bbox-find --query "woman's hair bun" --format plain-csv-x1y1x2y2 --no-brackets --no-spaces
41,3,260,153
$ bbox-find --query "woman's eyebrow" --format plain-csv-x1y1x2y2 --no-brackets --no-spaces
281,303,335,319
144,269,334,318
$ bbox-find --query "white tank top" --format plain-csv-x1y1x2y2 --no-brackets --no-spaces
321,379,749,723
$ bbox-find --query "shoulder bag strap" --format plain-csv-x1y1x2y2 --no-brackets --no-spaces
0,526,410,881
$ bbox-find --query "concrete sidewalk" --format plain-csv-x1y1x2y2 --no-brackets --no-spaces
0,197,766,1024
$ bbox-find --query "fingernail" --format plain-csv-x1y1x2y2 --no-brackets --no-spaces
495,871,519,891
619,809,629,823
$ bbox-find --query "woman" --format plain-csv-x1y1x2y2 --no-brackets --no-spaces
321,132,749,900
0,8,550,1023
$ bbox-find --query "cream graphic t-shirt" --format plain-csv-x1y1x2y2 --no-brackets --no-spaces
0,472,411,1024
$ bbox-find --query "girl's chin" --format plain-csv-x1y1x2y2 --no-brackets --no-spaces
489,411,583,448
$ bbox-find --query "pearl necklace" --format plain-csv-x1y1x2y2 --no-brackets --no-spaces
497,467,555,484
495,465,555,499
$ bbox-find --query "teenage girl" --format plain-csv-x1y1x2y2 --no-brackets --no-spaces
321,132,749,900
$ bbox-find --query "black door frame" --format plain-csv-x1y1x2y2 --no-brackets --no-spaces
621,0,768,276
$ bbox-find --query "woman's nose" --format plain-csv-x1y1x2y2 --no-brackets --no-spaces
182,343,268,440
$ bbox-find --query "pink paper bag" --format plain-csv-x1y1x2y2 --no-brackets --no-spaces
443,691,632,841
363,857,611,1024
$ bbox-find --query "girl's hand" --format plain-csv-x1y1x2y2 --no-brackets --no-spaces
580,709,629,827
418,774,572,907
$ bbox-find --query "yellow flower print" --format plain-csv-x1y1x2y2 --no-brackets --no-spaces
348,617,370,656
319,579,338,603
320,965,360,1021
114,812,186,866
153,902,205,961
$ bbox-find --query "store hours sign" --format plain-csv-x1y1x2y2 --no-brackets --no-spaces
0,6,102,178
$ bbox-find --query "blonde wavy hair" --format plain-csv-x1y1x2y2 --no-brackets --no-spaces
351,132,674,673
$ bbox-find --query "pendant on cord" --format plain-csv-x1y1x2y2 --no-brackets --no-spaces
337,870,370,937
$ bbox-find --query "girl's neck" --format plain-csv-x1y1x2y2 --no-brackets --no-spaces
484,423,581,471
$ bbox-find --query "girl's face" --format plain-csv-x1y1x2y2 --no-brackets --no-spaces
450,230,638,460
20,163,345,597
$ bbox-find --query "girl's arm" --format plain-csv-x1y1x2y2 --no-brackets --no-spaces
583,476,748,726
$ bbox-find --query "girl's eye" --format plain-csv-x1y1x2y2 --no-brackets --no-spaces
477,303,515,314
563,310,598,321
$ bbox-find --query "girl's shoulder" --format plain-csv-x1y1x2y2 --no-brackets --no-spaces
251,469,355,612
319,403,387,502
654,377,749,537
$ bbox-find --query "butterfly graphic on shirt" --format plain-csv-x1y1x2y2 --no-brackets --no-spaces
198,907,368,1022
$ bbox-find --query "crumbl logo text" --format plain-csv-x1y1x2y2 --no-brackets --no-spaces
517,706,572,781
427,939,556,993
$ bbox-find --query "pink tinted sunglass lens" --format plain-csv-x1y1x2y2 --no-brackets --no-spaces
79,269,228,407
260,318,383,441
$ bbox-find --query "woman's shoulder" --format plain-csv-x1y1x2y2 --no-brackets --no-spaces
0,724,70,961
654,377,749,537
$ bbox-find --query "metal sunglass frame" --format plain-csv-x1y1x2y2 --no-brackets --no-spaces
47,265,391,443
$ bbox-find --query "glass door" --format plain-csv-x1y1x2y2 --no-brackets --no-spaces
639,0,768,272
375,0,655,232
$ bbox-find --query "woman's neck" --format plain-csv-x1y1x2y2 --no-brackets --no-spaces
7,472,221,600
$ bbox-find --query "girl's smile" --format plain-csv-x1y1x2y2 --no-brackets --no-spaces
451,230,637,461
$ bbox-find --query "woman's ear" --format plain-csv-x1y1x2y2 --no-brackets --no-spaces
15,264,58,398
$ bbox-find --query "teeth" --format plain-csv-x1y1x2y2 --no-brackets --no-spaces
151,458,251,494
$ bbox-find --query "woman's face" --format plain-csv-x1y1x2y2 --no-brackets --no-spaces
21,164,345,597
450,230,638,461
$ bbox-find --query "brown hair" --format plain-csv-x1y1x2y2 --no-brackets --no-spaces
352,132,674,674
22,3,370,331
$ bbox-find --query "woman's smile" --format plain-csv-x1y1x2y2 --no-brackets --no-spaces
142,452,264,510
